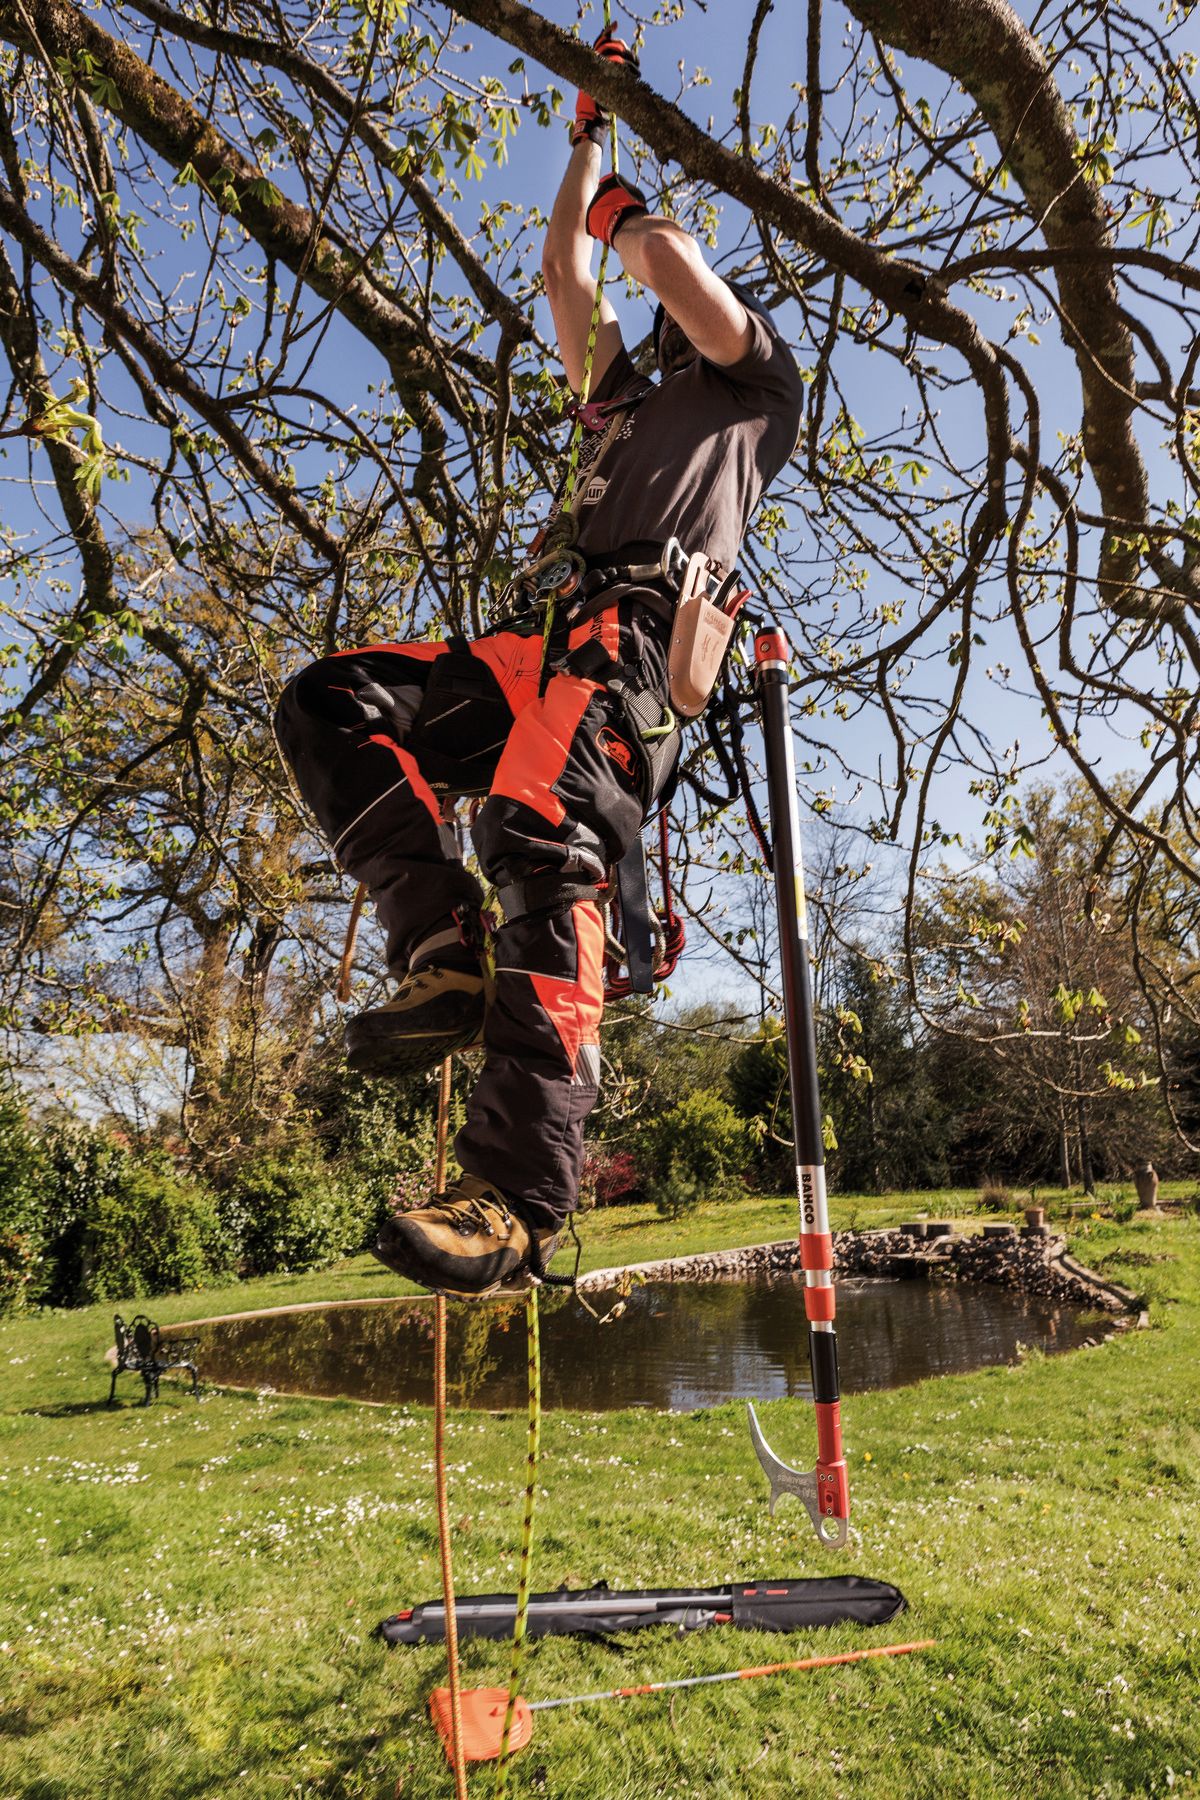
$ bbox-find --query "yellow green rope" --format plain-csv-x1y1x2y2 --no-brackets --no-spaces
493,25,620,1786
492,1287,542,1797
539,0,620,674
556,238,611,521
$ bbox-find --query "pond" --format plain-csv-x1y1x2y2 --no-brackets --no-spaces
170,1275,1100,1413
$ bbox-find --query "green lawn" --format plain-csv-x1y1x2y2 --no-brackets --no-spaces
2,1187,1198,1798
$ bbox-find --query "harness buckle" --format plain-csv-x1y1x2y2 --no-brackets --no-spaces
451,902,487,955
659,537,689,589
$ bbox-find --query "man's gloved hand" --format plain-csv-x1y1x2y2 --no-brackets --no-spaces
585,171,649,247
571,29,639,148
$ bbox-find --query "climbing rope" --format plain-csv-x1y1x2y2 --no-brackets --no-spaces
538,0,621,677
336,880,368,1003
430,1057,468,1799
492,1289,542,1797
385,28,626,1788
492,66,622,1762
425,1069,546,1799
491,64,625,1774
342,8,623,981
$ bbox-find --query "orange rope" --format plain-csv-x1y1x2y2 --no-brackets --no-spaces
336,881,369,1003
431,1057,468,1798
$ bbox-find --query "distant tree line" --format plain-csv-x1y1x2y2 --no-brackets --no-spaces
2,776,1196,1312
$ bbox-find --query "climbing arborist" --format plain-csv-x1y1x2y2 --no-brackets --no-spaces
274,31,804,1297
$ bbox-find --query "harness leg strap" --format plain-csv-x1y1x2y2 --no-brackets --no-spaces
614,837,656,995
496,876,602,926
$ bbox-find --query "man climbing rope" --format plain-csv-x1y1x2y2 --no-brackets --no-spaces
274,32,804,1298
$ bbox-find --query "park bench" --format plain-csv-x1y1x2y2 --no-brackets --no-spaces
108,1313,200,1406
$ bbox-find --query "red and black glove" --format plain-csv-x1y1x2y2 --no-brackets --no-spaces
571,29,639,148
585,171,648,247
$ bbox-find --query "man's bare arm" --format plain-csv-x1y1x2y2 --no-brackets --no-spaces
614,215,752,368
542,141,623,395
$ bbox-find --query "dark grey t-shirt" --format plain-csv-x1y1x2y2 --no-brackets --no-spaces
569,309,804,614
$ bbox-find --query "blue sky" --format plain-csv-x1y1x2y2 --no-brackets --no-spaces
1,0,1180,960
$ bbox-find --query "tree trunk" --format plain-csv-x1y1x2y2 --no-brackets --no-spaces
865,1074,881,1194
1076,1091,1096,1195
1057,1105,1072,1188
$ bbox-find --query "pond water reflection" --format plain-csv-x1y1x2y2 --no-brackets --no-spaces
173,1276,1099,1413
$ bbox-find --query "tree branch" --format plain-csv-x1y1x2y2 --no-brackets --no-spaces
0,0,463,506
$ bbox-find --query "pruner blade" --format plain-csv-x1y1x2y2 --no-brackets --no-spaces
747,1403,849,1549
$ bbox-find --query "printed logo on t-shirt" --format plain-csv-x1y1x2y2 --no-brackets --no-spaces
580,475,609,507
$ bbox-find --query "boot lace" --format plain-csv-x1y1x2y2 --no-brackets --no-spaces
398,967,443,999
428,1188,512,1238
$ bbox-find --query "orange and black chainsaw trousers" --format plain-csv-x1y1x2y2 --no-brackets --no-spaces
275,601,672,1230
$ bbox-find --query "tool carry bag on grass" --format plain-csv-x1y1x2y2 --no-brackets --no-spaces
379,1574,905,1647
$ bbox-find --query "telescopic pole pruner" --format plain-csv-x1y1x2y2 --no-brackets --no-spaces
747,625,851,1548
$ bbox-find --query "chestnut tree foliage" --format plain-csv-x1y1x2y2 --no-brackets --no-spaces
1,0,1199,1153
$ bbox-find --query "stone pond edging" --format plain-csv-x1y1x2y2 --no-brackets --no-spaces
579,1225,1147,1326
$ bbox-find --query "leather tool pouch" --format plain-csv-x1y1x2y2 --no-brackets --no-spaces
667,553,738,718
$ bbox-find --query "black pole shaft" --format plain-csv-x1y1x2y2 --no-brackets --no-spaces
753,631,847,1521
757,663,826,1193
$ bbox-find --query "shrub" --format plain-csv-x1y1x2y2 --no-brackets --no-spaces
978,1182,1012,1213
72,1161,229,1305
1108,1188,1137,1224
636,1091,750,1217
338,1118,438,1241
644,1161,706,1220
726,1021,794,1188
303,1053,441,1237
0,1083,48,1313
580,1146,642,1209
221,1144,362,1276
0,1228,39,1315
38,1121,139,1307
2,1096,235,1309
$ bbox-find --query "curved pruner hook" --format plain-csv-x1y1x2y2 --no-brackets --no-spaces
747,1403,850,1550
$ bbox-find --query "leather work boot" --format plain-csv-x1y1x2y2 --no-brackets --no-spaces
374,1175,560,1298
345,963,486,1079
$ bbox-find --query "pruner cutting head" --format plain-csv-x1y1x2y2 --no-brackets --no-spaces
748,1403,850,1549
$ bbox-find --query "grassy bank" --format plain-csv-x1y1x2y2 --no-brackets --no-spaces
2,1189,1198,1797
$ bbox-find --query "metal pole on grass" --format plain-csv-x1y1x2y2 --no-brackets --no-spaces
747,625,851,1547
